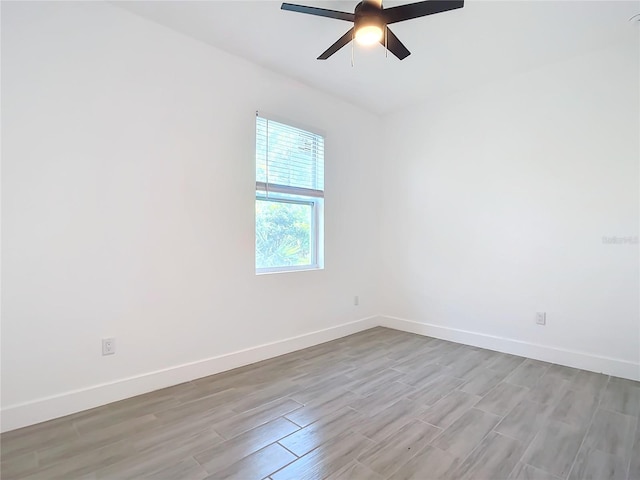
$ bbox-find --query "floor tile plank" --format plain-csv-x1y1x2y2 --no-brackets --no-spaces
285,390,361,428
475,382,529,416
509,462,563,480
388,445,460,480
325,460,383,480
407,375,465,405
355,398,428,442
583,408,637,458
271,430,374,480
452,431,525,480
549,388,600,427
430,408,501,459
486,353,526,375
145,457,209,480
278,407,364,457
357,420,441,478
526,376,569,408
506,360,551,389
213,397,302,440
628,420,640,480
205,443,296,480
459,368,507,396
568,448,629,480
421,390,482,428
521,419,586,478
194,417,298,476
347,381,414,417
600,378,640,417
495,399,554,445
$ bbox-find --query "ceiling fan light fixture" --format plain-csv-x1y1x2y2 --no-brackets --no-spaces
281,0,465,60
355,24,383,45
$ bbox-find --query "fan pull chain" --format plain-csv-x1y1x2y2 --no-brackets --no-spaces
351,30,355,67
385,25,388,58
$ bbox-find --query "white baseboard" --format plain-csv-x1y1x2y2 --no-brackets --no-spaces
378,315,640,382
0,316,380,433
4,313,637,433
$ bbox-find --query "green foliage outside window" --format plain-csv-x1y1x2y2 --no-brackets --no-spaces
256,199,312,268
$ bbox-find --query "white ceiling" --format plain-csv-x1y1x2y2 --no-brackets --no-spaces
115,0,639,114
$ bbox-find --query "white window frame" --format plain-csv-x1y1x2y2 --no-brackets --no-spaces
255,114,325,275
255,192,322,274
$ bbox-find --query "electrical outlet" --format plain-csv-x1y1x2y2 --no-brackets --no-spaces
102,338,116,355
535,312,546,325
354,295,359,306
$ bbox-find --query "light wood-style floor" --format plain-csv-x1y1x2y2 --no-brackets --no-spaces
2,327,639,480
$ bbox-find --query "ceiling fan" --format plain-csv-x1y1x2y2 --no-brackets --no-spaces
281,0,464,60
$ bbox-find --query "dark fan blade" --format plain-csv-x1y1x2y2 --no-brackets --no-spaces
383,0,463,24
281,3,355,22
317,28,354,60
381,27,411,60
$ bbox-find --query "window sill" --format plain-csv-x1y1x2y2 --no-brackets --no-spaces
256,266,324,275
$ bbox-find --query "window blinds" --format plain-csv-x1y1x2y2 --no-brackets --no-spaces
256,116,325,198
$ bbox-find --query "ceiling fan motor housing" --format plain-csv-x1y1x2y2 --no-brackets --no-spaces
355,1,385,33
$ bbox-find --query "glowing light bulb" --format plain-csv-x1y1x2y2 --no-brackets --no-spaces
355,25,383,46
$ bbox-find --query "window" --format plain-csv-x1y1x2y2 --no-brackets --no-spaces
255,115,324,273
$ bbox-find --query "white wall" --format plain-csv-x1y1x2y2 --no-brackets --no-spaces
379,40,640,379
1,1,382,430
